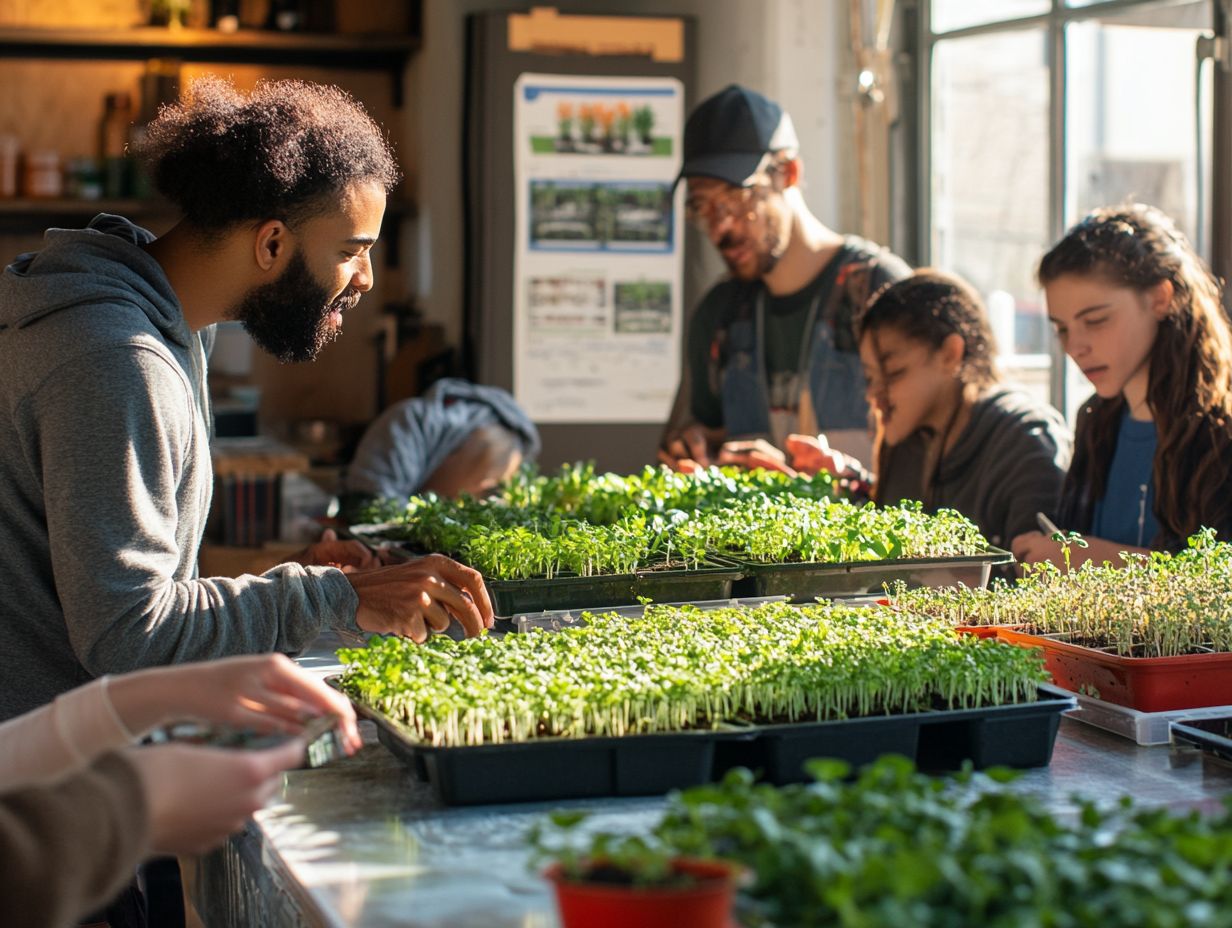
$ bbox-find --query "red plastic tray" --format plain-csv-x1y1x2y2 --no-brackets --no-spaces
995,628,1232,712
955,624,1025,640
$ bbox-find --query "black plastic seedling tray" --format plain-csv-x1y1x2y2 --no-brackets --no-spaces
1171,715,1232,764
714,685,1074,785
369,716,748,806
485,559,744,618
341,678,1073,803
729,547,1014,599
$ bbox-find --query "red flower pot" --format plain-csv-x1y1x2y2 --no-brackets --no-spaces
545,857,738,928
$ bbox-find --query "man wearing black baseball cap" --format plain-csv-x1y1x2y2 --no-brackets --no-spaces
660,84,911,477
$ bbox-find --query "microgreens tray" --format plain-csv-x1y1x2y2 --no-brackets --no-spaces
343,687,754,805
485,558,744,617
345,683,1073,804
731,546,1014,599
715,685,1074,784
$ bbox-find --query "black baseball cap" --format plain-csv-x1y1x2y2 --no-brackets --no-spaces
676,84,799,188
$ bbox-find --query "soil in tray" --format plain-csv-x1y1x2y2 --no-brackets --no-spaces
996,628,1232,712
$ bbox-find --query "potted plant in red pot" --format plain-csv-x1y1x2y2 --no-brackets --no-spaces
530,809,741,928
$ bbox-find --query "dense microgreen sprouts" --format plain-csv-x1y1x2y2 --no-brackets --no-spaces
675,499,986,564
542,755,1232,927
338,602,1045,748
890,529,1232,657
354,464,990,580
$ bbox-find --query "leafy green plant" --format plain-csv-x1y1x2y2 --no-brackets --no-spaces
538,754,1232,927
355,464,989,581
528,810,683,887
890,529,1232,657
338,601,1046,748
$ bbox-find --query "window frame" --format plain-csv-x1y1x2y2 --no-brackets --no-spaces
912,0,1231,416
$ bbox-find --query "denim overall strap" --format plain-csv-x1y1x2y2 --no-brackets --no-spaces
807,257,875,431
718,284,827,442
717,292,773,439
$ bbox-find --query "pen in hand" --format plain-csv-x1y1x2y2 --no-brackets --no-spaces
1036,512,1061,537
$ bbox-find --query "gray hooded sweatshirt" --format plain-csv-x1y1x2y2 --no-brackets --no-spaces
0,215,357,720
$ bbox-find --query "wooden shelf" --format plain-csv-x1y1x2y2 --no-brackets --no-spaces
0,25,420,103
0,26,418,67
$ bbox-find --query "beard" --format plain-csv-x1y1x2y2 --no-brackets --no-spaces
231,249,361,364
719,219,786,280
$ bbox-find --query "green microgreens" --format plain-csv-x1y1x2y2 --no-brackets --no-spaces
888,528,1232,658
355,464,990,580
338,601,1046,748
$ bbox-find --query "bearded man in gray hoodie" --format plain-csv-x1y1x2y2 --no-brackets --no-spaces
0,77,493,721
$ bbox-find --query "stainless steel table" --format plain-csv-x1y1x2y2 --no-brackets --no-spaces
189,634,1232,927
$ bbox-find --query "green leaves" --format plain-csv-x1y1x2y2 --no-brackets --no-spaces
338,601,1046,748
580,755,1232,926
357,464,989,581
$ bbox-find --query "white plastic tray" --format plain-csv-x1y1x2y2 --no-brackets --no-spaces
1064,689,1232,746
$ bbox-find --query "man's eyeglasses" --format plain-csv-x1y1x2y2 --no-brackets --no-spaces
684,181,774,229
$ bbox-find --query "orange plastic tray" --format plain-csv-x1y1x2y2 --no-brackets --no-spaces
995,628,1232,712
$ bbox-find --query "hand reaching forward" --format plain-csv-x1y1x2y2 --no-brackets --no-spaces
658,424,718,473
128,737,307,855
347,554,494,642
294,528,382,571
784,433,855,477
106,653,361,753
717,438,796,475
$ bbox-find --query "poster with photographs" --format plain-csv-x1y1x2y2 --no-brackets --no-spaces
514,73,684,423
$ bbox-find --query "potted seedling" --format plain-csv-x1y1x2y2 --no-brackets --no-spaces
529,810,740,928
607,755,1232,926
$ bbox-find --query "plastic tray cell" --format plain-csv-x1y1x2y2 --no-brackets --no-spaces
485,559,744,619
729,547,1014,600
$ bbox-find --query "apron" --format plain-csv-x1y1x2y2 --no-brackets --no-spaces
718,276,873,464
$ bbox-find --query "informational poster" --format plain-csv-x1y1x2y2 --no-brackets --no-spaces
513,73,684,423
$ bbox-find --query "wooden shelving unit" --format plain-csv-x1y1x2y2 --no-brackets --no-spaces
0,25,420,103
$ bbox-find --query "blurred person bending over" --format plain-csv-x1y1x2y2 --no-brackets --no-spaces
340,378,540,520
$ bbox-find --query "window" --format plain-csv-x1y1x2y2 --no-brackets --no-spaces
920,0,1220,423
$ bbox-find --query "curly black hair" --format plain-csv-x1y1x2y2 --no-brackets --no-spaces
137,75,401,231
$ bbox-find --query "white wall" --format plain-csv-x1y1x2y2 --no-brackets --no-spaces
407,0,852,346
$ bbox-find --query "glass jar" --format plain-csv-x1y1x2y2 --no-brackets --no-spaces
0,134,18,198
23,150,63,199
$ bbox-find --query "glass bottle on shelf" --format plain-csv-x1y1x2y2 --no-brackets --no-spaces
99,92,134,200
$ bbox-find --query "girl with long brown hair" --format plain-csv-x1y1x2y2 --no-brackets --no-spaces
1011,204,1232,568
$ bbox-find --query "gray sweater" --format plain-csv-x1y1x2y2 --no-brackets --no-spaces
0,215,357,720
876,386,1073,550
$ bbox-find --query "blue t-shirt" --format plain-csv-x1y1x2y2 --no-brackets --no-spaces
1091,407,1158,547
